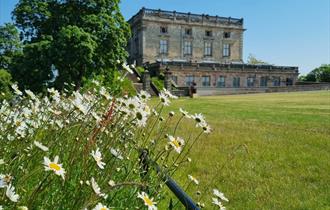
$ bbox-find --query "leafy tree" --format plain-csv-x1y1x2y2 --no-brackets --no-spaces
247,54,269,65
304,71,317,82
11,0,130,91
11,39,54,92
51,25,97,90
0,23,22,70
314,64,330,82
302,64,330,82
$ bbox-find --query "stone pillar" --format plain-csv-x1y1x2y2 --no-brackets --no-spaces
143,70,151,92
164,67,172,92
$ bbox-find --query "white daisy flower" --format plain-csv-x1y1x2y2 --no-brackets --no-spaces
126,97,140,110
91,148,106,169
159,92,170,106
212,197,226,210
92,203,109,210
168,135,185,154
0,159,4,165
43,156,66,180
99,87,111,100
213,189,229,202
72,92,89,115
110,148,123,160
91,177,107,199
179,108,191,118
138,90,151,101
169,111,175,117
0,174,7,188
11,84,22,95
108,180,115,187
122,63,133,74
0,205,2,210
130,63,136,69
6,183,19,202
162,88,178,99
137,191,157,210
192,113,206,127
188,175,199,185
0,174,13,188
152,109,159,116
134,108,148,127
34,141,49,152
200,121,212,133
25,90,37,100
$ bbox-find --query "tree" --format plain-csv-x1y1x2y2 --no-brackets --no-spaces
51,25,97,90
302,64,330,82
0,23,22,70
11,39,54,92
247,54,269,65
314,64,330,82
11,0,130,91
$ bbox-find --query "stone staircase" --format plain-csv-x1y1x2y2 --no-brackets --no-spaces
127,68,158,96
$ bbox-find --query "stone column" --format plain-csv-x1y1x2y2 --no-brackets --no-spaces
143,70,151,92
164,67,172,91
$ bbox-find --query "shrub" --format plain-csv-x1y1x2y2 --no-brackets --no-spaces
151,77,164,91
0,69,12,101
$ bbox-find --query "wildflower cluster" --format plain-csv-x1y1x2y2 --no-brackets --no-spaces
0,81,221,209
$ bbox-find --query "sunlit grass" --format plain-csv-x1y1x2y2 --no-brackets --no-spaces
156,91,330,210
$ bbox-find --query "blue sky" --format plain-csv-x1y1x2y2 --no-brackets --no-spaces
1,0,329,74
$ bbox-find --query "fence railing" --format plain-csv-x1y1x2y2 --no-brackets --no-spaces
139,149,201,210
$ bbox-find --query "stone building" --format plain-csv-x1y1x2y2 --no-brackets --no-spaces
127,8,299,90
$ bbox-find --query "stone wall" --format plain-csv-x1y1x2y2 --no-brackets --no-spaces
195,84,330,96
152,62,299,88
128,8,244,65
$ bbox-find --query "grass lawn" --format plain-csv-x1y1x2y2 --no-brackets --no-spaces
156,91,330,210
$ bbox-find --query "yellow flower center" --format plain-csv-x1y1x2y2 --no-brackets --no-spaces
101,208,107,210
144,196,154,206
172,139,181,148
16,121,21,126
49,163,61,171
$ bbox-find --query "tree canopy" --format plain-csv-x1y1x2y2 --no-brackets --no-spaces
3,0,130,92
299,64,330,83
0,23,22,70
246,54,269,65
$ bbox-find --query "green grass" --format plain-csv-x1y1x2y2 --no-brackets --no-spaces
157,91,330,210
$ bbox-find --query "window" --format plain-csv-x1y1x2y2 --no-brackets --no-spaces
184,41,192,55
247,77,255,87
172,76,178,84
286,78,293,86
202,76,211,87
223,32,231,38
185,75,195,86
160,40,168,54
217,76,226,87
185,28,192,35
273,77,280,86
160,26,167,34
260,77,268,87
134,37,139,55
223,44,230,57
204,41,212,56
205,30,212,37
233,77,240,88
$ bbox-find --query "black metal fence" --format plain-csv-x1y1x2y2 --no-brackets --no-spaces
139,149,200,210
